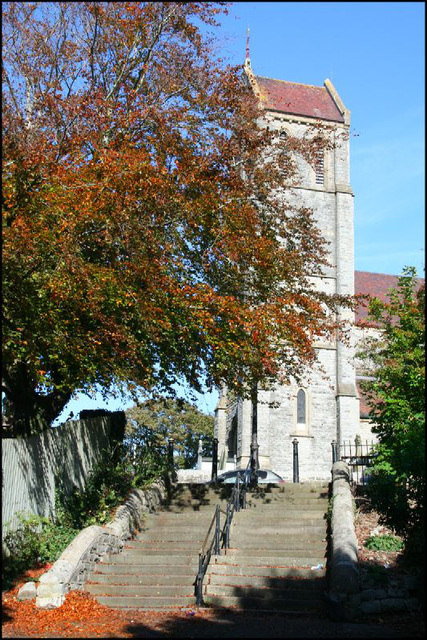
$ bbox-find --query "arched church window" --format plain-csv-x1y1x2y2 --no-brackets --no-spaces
228,415,238,457
297,389,306,424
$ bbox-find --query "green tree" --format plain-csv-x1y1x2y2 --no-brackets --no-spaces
359,267,425,560
125,399,214,469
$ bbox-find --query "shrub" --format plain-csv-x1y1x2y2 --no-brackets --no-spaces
3,510,79,589
2,443,168,588
365,534,404,552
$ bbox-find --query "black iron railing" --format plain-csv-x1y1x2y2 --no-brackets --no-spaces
332,437,377,485
222,459,252,548
195,460,251,606
195,504,221,606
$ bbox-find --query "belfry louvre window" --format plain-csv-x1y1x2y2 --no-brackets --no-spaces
278,131,289,177
315,150,324,184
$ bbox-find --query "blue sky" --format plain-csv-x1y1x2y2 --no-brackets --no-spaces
54,1,424,423
216,1,425,276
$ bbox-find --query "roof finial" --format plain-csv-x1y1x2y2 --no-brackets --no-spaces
246,26,250,60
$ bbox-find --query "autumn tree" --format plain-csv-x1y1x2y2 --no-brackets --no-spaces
359,267,425,560
2,2,348,437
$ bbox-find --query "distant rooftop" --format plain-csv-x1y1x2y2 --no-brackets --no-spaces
354,270,424,325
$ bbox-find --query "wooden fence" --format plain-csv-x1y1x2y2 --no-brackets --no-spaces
2,411,125,551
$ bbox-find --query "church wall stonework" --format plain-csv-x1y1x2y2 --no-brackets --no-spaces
215,68,367,482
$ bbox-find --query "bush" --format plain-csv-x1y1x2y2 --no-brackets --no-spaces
359,268,425,566
58,443,169,530
58,454,135,529
2,441,170,589
365,534,404,552
3,510,79,589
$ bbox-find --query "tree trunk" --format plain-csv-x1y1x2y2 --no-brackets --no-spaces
2,364,71,437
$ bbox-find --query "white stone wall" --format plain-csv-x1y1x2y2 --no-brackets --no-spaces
215,83,361,482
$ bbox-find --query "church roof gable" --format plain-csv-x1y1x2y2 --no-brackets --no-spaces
255,75,345,123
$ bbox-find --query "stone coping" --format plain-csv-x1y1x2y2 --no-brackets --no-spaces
34,480,166,609
328,460,359,620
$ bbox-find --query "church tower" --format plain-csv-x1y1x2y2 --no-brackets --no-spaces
215,57,360,482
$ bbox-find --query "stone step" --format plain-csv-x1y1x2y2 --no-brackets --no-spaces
230,526,327,537
243,504,327,512
231,525,327,536
247,485,328,493
126,537,325,552
125,540,205,550
145,511,219,520
101,554,199,567
158,505,222,513
164,498,227,506
86,584,195,598
203,594,325,612
205,584,324,601
142,523,212,532
244,493,328,500
136,526,326,543
164,491,225,497
242,500,328,509
224,548,327,559
120,547,202,556
211,556,325,568
226,540,326,551
94,595,197,609
135,532,205,542
88,573,196,586
139,519,219,529
208,564,326,579
207,573,326,590
93,563,197,576
245,494,328,503
234,511,327,520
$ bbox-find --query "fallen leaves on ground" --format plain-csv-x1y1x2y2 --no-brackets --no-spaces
2,588,244,639
2,588,130,638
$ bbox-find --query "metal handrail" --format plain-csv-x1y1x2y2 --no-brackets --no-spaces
196,504,220,606
222,457,252,547
195,458,253,606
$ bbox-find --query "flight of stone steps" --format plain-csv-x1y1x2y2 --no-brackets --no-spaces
85,484,231,610
85,482,329,612
203,482,329,612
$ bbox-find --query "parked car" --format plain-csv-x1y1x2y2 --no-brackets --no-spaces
213,469,285,485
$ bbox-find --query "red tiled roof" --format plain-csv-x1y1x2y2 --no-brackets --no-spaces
255,76,345,123
355,271,424,418
354,270,424,325
355,271,400,324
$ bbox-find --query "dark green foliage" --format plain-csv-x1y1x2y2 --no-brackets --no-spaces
365,563,389,586
359,267,425,565
125,398,214,470
365,534,404,552
57,439,172,529
58,450,136,529
3,506,79,590
2,440,170,589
